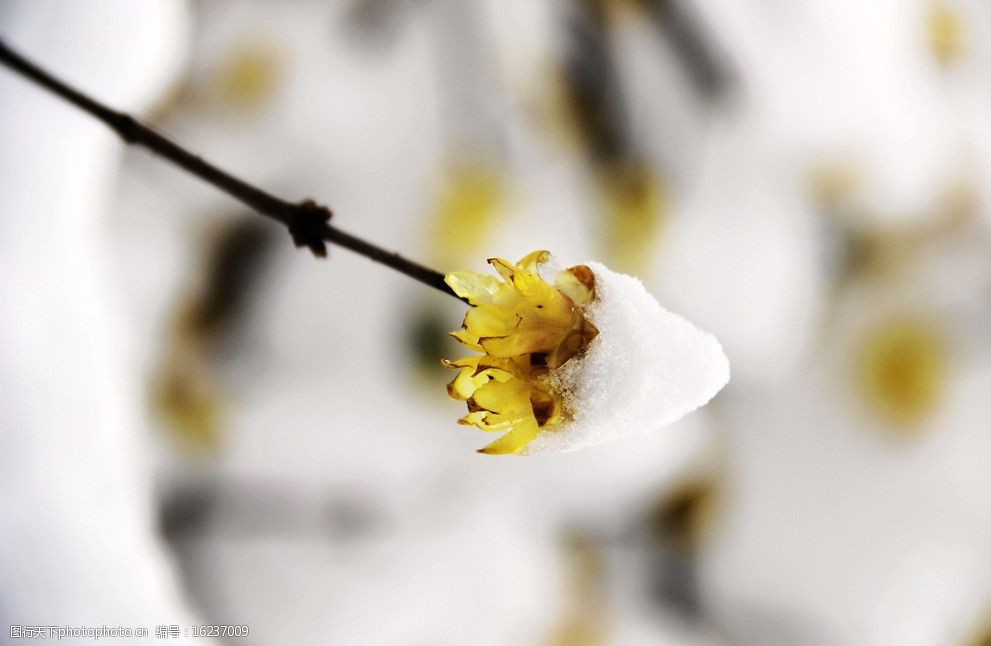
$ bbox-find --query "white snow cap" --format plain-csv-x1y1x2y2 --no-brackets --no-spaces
532,261,730,453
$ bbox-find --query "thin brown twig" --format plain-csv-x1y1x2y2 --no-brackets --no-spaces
0,36,463,302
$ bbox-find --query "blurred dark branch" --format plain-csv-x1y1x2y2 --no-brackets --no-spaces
566,0,631,164
0,37,463,302
640,0,735,102
427,0,507,157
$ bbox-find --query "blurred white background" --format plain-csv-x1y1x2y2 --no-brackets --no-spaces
3,1,991,644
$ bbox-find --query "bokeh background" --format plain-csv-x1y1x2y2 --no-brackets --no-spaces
3,0,991,644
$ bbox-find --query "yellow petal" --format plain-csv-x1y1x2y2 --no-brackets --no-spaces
480,328,568,357
470,379,533,415
478,420,540,455
465,302,518,337
511,269,561,300
441,356,480,370
446,362,517,400
477,367,515,383
488,257,517,280
449,329,483,351
447,367,480,400
555,265,596,306
517,250,550,275
445,271,502,304
475,409,535,432
458,411,490,427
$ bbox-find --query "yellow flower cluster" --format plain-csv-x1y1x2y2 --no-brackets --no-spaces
444,251,598,454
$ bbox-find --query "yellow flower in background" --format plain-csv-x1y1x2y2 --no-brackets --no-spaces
429,161,506,270
928,0,965,67
598,161,666,275
153,350,223,452
965,613,991,646
646,476,721,553
213,38,283,112
444,250,597,455
861,318,946,429
404,160,507,384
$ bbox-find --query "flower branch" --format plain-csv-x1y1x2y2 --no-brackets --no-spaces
0,37,463,302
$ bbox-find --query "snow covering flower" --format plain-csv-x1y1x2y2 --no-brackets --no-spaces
444,250,730,455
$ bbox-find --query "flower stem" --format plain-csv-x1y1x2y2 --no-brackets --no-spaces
0,37,463,302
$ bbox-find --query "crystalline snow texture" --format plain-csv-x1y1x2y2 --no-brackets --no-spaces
531,262,730,453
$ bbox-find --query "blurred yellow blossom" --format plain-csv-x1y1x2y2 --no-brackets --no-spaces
598,161,666,275
428,161,506,270
860,318,946,429
927,0,965,67
213,38,283,112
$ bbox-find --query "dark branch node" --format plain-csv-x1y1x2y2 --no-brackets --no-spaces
288,199,333,257
113,113,142,144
